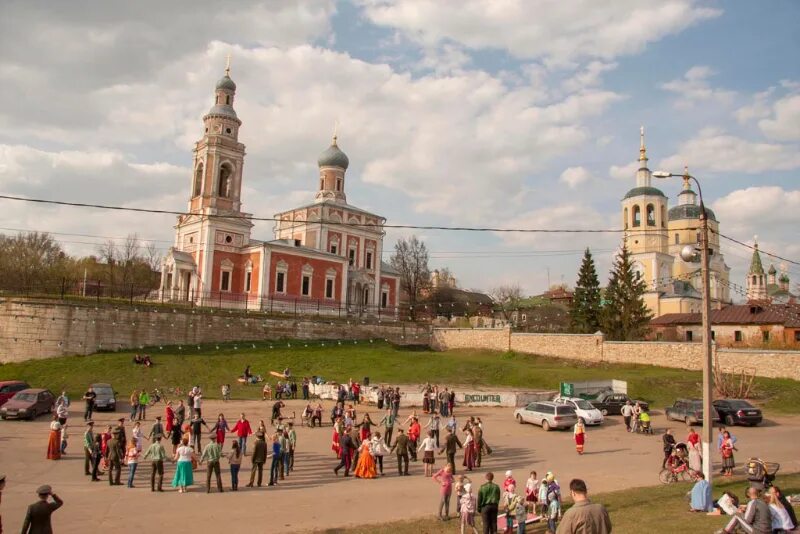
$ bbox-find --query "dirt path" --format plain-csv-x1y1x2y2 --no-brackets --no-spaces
1,398,797,533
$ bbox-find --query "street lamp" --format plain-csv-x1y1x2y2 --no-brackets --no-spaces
653,169,714,484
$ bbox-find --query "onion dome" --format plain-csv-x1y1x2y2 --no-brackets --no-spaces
768,264,777,275
667,204,717,222
623,186,666,199
317,136,349,170
216,75,236,92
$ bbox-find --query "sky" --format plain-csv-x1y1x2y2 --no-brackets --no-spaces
0,0,798,299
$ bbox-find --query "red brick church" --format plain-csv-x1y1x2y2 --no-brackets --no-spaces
159,63,400,315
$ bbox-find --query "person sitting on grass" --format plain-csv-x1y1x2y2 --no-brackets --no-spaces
715,487,772,534
688,472,713,512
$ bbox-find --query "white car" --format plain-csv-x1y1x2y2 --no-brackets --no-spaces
553,396,604,425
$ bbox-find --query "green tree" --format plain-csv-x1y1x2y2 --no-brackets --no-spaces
569,248,602,333
601,246,652,340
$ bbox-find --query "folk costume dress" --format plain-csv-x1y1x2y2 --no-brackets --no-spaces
47,420,62,460
165,405,175,433
331,430,342,459
353,440,377,479
574,422,586,455
212,419,229,445
462,432,476,471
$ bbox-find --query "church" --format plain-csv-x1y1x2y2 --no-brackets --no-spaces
621,129,732,318
158,63,400,315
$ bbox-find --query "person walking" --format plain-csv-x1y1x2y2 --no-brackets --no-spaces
107,428,123,486
171,437,195,493
230,413,253,456
83,421,95,476
473,421,485,468
441,427,463,474
573,421,586,455
129,389,139,422
334,427,355,477
390,428,411,476
371,432,390,475
143,435,166,492
138,390,149,421
620,401,633,432
125,438,140,488
82,386,96,421
46,415,62,460
419,430,438,477
380,409,395,445
463,429,477,472
21,485,63,534
148,416,165,443
433,464,455,521
200,432,224,493
228,441,242,491
246,432,267,487
461,482,479,534
478,471,501,534
555,479,611,534
269,433,282,486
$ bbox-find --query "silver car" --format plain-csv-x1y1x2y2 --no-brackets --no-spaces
514,401,578,431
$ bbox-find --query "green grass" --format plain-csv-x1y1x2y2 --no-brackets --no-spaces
0,341,798,414
311,473,800,534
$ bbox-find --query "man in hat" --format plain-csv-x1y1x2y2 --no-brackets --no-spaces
390,428,410,476
148,416,164,441
114,418,127,453
439,427,463,474
200,431,224,493
21,485,63,534
246,432,267,487
143,435,167,492
107,428,123,486
83,421,95,476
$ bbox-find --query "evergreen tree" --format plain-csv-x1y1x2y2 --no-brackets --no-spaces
601,246,652,340
569,248,602,333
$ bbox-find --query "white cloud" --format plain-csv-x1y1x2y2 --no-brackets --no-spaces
713,186,800,231
759,93,800,141
357,0,721,63
609,161,638,181
659,128,800,173
559,166,590,189
660,65,735,109
735,87,776,124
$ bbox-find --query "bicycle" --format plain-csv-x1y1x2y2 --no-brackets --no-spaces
659,457,700,484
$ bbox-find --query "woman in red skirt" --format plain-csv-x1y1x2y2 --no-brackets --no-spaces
574,421,586,455
46,415,62,460
462,428,476,471
165,401,175,434
212,413,229,444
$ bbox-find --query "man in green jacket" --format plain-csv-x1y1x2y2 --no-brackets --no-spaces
83,421,94,476
143,435,167,491
138,390,150,421
200,433,224,493
477,471,500,534
107,429,123,486
390,428,410,476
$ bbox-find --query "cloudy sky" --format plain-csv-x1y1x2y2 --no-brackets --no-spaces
1,0,798,298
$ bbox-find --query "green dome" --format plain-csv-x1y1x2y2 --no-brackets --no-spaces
623,186,666,199
317,140,349,170
667,204,717,222
216,75,236,91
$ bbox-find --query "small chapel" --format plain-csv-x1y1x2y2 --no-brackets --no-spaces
159,62,400,315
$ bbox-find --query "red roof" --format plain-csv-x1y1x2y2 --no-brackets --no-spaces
650,304,800,328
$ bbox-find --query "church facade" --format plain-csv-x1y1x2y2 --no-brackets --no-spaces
621,129,732,318
159,65,400,315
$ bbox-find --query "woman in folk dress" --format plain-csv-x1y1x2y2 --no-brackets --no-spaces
462,428,476,471
573,420,586,455
353,438,377,479
46,415,62,460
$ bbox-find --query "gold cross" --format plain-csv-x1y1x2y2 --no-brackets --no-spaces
225,53,232,76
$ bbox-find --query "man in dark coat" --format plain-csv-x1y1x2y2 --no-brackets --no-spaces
246,432,267,487
21,485,63,534
391,428,411,476
333,427,355,477
440,427,463,473
107,429,123,485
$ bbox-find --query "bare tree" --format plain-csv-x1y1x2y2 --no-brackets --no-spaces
390,235,430,319
490,283,523,321
97,239,117,295
144,241,162,273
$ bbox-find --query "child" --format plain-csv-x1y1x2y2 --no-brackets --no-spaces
538,479,549,517
455,474,472,503
515,491,529,534
221,384,231,402
503,470,516,492
524,471,538,508
60,424,68,454
546,491,560,533
460,483,478,534
501,484,518,533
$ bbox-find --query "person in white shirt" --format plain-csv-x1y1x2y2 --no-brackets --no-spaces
370,432,391,476
419,430,438,477
768,491,795,532
621,401,634,432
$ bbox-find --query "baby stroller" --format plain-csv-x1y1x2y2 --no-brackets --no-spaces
746,458,780,490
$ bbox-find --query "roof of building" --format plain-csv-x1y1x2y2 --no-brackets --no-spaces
750,245,765,275
266,239,345,261
650,303,800,328
216,75,236,92
381,261,400,276
205,104,238,119
277,199,384,223
317,138,349,170
667,203,717,222
623,186,666,199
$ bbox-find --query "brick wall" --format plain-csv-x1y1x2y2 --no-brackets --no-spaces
0,299,430,363
432,327,800,381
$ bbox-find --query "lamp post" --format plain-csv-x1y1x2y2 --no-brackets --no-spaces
653,169,713,484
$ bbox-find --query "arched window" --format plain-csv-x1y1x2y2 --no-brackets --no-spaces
661,205,666,228
225,95,231,105
752,275,757,285
624,208,629,229
674,233,680,245
632,205,641,227
336,178,342,192
646,204,656,226
218,163,232,198
193,164,203,197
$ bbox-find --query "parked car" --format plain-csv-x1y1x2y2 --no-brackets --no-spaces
553,396,604,425
514,401,578,431
91,383,117,411
665,399,720,425
0,388,55,420
0,380,30,406
590,392,649,415
713,399,763,426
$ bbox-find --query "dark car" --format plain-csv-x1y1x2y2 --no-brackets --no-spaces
0,380,30,406
0,388,55,420
713,399,763,426
665,398,720,426
90,383,117,411
590,393,649,416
